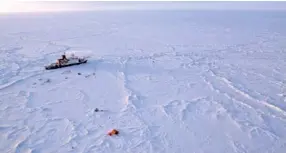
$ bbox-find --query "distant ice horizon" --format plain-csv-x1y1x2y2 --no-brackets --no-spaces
1,1,286,13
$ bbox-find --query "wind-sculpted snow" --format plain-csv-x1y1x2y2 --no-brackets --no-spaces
1,10,286,153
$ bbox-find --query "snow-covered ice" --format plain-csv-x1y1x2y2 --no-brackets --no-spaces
1,10,286,153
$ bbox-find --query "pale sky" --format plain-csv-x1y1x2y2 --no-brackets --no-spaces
0,1,286,13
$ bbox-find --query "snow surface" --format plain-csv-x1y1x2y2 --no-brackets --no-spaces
1,10,286,153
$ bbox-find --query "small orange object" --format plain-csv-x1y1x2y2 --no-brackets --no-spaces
108,129,119,136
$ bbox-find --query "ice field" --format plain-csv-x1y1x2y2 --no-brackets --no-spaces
1,10,286,153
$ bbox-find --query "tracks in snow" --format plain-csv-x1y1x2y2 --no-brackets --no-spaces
206,69,286,119
202,69,286,146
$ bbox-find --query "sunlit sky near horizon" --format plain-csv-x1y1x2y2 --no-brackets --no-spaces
0,1,286,13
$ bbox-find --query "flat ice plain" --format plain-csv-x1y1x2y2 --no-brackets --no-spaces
1,9,286,153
